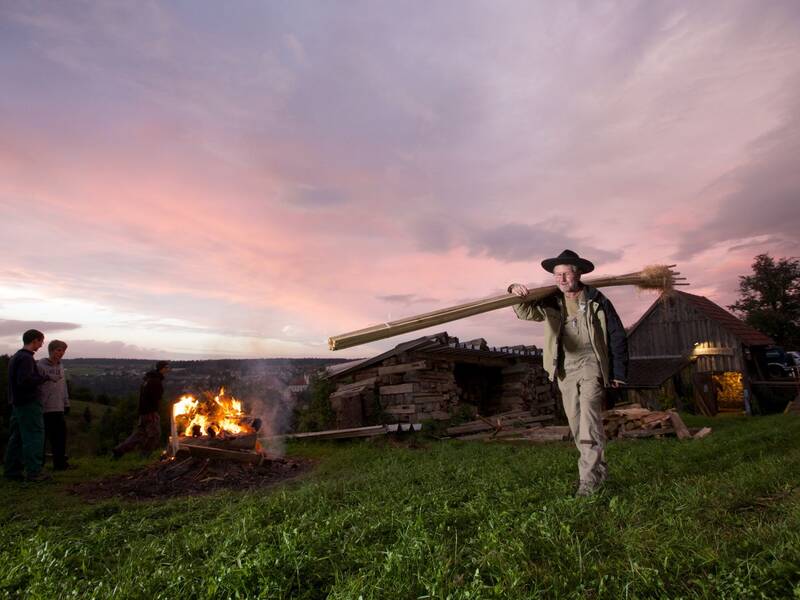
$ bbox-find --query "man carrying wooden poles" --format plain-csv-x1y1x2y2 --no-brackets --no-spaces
509,250,628,497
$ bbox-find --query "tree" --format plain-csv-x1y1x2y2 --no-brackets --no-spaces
0,354,9,408
728,254,800,348
293,373,335,432
0,355,9,450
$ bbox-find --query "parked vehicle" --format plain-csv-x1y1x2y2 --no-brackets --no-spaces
763,347,797,378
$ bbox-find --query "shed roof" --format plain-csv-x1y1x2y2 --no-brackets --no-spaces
628,290,774,347
324,332,538,379
625,356,692,389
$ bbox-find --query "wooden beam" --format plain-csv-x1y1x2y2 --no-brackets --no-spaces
176,443,264,464
379,383,416,395
377,361,428,375
668,411,692,440
177,433,258,451
692,427,712,439
280,425,387,441
619,427,676,438
693,347,734,356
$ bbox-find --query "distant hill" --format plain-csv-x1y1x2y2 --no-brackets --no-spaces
62,357,355,400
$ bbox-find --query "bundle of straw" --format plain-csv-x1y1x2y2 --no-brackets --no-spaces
328,265,686,351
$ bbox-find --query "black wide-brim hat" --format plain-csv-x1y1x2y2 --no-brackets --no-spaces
541,249,595,274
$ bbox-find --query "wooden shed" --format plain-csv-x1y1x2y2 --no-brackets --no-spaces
626,290,775,414
324,332,558,428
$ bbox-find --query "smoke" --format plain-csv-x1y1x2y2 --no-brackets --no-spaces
238,362,300,458
247,389,295,457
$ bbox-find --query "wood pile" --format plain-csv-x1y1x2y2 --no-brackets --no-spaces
603,406,691,439
444,406,711,442
603,406,710,440
329,354,558,427
445,409,560,441
330,358,463,426
499,362,556,414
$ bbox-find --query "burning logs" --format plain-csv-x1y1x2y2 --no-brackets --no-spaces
174,444,265,464
329,265,687,350
173,388,255,438
170,388,264,459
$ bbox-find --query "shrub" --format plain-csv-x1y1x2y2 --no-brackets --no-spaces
294,373,335,432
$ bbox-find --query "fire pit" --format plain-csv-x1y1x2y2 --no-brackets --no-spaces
71,387,312,501
170,388,265,461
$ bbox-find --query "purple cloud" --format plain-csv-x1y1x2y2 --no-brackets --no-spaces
0,319,81,337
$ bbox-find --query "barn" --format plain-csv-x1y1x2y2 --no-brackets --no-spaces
626,289,775,414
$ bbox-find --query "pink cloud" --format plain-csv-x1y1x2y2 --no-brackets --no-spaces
2,2,799,357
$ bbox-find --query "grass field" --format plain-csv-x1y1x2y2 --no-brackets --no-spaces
1,414,799,599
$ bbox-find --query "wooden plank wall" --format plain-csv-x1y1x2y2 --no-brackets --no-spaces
629,295,742,372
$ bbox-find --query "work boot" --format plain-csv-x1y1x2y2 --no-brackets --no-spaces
25,472,52,483
575,480,598,497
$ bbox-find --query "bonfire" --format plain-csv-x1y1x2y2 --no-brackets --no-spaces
169,388,262,458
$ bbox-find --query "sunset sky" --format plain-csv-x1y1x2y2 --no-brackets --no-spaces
2,1,799,359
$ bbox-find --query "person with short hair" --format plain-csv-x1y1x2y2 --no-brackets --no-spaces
112,361,170,458
38,339,71,470
4,329,58,482
509,250,628,497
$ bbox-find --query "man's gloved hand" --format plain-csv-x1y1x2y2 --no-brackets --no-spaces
63,406,71,416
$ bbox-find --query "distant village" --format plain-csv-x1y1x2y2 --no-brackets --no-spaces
61,357,348,404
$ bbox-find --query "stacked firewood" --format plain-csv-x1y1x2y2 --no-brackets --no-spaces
444,406,711,442
602,406,711,440
329,359,461,427
499,362,556,414
445,409,559,441
389,359,459,421
330,357,557,426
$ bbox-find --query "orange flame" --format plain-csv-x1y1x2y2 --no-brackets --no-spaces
172,387,251,437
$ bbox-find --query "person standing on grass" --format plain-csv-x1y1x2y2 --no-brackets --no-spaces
112,360,170,458
38,339,72,470
4,329,59,482
508,250,628,497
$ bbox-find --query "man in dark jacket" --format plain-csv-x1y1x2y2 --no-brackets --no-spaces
4,329,58,482
112,361,170,458
509,250,628,497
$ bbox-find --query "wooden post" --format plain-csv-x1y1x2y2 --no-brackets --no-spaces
170,403,179,457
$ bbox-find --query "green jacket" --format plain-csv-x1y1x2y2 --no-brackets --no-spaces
513,285,628,386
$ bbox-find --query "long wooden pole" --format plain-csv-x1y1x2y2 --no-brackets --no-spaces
170,403,179,457
328,265,686,351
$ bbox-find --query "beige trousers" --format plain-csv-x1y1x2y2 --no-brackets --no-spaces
558,368,608,486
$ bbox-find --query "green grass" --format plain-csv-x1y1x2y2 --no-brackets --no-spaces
2,415,800,599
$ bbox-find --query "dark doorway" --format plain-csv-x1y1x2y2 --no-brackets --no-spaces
453,363,503,415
